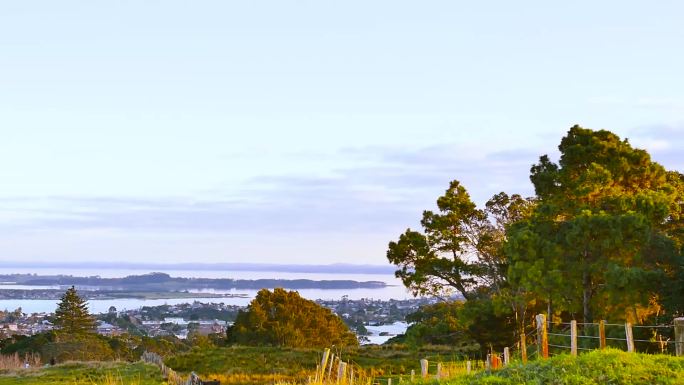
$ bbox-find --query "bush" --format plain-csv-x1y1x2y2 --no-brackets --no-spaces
40,335,115,362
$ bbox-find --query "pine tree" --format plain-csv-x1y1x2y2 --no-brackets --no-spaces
54,286,96,335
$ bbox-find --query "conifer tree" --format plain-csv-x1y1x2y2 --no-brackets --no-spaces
54,286,96,335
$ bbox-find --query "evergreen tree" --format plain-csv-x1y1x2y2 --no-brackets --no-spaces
53,286,96,335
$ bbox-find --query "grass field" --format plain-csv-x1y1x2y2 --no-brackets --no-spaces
165,345,470,385
0,362,165,385
444,349,684,385
2,347,682,385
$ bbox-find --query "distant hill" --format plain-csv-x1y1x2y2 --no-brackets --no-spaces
0,272,388,291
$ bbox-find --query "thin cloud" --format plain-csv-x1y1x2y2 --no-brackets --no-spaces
0,143,542,237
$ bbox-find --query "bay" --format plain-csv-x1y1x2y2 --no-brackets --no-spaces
0,268,416,314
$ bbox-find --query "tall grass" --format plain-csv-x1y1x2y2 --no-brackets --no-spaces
277,348,484,385
0,353,41,370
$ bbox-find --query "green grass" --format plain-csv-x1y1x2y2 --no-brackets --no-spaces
0,362,165,385
165,345,470,384
443,349,684,385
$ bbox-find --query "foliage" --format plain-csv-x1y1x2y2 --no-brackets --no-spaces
507,126,682,323
388,126,684,355
386,184,537,353
0,331,193,363
227,288,358,348
40,335,116,363
53,286,97,336
389,302,477,351
444,349,684,385
133,335,193,358
387,183,533,299
0,361,164,385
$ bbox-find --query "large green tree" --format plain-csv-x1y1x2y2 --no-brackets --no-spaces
54,286,97,336
386,182,536,345
227,288,358,348
386,182,532,300
507,126,682,323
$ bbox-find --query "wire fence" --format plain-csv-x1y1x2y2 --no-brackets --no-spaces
545,319,676,356
479,315,684,371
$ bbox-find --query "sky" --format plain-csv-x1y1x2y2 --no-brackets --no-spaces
0,1,683,266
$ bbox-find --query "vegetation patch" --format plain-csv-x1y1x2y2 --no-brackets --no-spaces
0,361,164,385
166,345,475,385
227,288,358,348
444,349,684,385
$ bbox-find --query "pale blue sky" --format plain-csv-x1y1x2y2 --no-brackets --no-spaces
0,1,682,265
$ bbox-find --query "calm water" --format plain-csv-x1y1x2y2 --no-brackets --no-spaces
365,322,408,345
0,268,416,314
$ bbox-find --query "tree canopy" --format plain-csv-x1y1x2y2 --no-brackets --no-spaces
388,126,684,349
508,126,682,324
386,182,533,300
227,288,358,348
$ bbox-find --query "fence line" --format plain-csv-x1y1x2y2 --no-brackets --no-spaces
313,348,489,385
471,315,684,374
536,314,684,358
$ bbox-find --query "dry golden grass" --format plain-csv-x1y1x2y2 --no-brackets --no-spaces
274,348,486,385
0,353,41,371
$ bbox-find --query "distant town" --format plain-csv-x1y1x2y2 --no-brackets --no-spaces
0,297,438,343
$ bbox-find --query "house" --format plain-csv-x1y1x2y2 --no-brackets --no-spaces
96,321,121,336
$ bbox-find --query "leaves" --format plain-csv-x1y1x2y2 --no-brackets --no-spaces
227,288,358,348
508,125,682,322
387,180,533,300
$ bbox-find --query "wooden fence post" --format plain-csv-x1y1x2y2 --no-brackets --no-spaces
570,320,578,357
387,378,392,385
420,359,428,378
410,369,415,382
320,348,331,380
436,363,442,380
675,318,684,356
328,354,335,380
520,334,527,364
625,323,634,353
503,347,510,366
536,314,548,359
599,320,606,349
466,361,471,374
485,354,491,372
337,362,347,384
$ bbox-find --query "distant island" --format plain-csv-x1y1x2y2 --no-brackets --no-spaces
0,272,389,291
